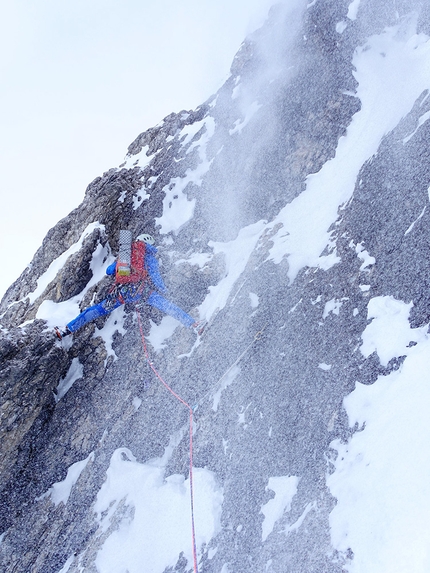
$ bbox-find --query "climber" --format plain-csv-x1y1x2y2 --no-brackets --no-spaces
54,232,200,339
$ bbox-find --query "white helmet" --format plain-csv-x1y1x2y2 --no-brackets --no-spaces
136,233,155,245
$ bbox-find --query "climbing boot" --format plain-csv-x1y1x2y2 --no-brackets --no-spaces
54,326,71,340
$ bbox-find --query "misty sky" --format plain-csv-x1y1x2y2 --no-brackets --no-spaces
0,0,277,299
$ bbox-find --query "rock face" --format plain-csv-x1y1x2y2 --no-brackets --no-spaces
1,1,430,572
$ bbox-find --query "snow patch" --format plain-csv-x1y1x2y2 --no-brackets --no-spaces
55,357,84,402
38,453,94,506
237,403,250,426
346,0,361,21
57,555,75,573
156,117,216,234
354,242,375,270
404,205,426,235
37,299,81,330
35,236,115,329
199,220,266,322
121,144,154,170
360,295,427,367
94,305,127,364
289,299,302,313
132,187,150,210
94,447,223,573
132,397,142,411
147,315,180,352
249,292,259,308
212,365,241,412
175,252,213,269
285,501,317,535
323,298,347,319
27,222,105,305
261,476,299,542
329,328,430,572
229,101,262,135
336,21,348,34
403,109,430,144
207,546,218,559
180,120,208,150
232,83,241,100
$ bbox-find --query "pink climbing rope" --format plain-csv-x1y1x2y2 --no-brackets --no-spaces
136,311,199,573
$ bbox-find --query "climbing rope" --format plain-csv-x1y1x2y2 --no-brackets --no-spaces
136,314,267,571
216,325,267,385
136,311,199,573
195,324,268,410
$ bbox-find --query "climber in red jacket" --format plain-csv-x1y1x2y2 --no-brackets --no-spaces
55,233,201,339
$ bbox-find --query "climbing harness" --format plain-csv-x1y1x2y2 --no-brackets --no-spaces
104,280,152,310
136,311,199,573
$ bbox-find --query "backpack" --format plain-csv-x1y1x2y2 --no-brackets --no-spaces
115,230,148,285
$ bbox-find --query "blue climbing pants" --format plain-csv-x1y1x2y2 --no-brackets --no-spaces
66,291,194,332
66,299,121,332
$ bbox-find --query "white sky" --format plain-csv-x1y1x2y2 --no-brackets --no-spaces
0,0,277,299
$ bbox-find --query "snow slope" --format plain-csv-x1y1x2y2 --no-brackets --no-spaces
329,297,430,572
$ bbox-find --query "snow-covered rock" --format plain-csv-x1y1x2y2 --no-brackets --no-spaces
1,1,430,572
